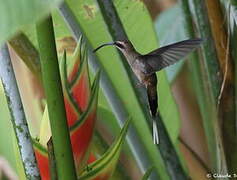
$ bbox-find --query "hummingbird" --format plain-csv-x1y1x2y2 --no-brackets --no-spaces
93,38,203,118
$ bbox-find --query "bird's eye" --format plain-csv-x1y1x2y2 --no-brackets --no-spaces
116,42,124,49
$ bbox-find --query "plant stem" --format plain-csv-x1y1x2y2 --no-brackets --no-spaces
36,16,77,180
0,44,40,179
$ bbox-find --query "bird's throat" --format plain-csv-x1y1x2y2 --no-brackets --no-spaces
122,50,140,66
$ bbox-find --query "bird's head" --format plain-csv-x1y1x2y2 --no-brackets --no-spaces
114,40,134,52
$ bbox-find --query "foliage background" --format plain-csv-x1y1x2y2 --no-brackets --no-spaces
0,0,236,179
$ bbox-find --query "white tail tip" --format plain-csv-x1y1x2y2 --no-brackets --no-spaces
153,120,159,144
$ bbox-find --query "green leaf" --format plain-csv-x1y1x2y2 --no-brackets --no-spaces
64,0,181,178
0,0,62,46
79,119,130,179
57,0,183,178
97,106,121,137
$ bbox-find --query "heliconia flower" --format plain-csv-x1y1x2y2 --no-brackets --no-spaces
34,38,97,178
68,71,99,172
33,37,129,180
62,37,91,126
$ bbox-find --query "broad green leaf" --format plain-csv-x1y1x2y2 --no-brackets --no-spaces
113,0,180,149
65,0,181,178
79,119,130,180
0,0,62,46
65,0,180,137
97,106,121,138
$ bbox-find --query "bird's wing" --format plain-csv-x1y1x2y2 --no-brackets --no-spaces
140,38,203,74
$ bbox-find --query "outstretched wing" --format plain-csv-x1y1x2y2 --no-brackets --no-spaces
140,38,203,74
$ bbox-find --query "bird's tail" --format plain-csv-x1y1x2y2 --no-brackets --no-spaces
147,85,159,144
153,118,159,144
147,84,158,117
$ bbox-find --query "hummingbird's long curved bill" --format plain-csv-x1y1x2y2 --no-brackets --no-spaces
93,42,115,52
